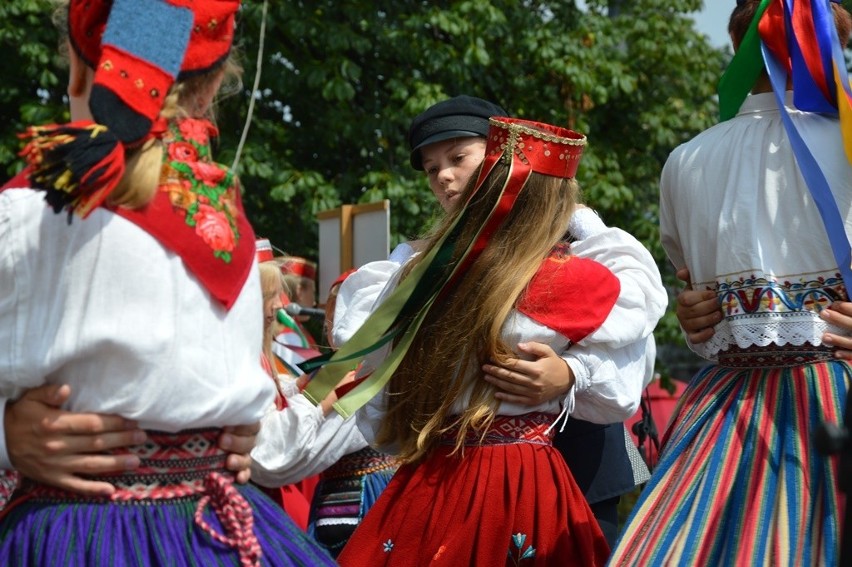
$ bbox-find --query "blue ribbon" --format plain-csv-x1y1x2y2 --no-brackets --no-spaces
763,41,852,289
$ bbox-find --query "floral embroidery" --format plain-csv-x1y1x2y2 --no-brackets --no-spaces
383,539,394,553
159,119,240,263
179,119,211,145
508,532,536,565
716,272,846,316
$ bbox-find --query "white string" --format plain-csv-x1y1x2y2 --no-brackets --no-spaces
231,0,268,173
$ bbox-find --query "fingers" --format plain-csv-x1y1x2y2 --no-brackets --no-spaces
42,429,147,455
53,453,141,476
679,308,723,334
822,302,852,329
225,453,253,484
483,367,548,406
482,363,536,387
675,267,693,289
827,300,852,316
483,370,539,394
234,467,252,485
19,383,70,407
42,474,117,498
19,452,140,496
676,289,722,343
514,341,556,359
686,327,717,345
823,332,852,360
820,305,852,359
676,289,716,309
44,412,140,436
219,431,257,455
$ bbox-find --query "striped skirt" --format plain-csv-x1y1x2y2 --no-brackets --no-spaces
307,446,398,557
608,357,849,566
337,412,610,567
0,429,336,567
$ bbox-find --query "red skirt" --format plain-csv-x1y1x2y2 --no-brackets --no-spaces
337,413,609,566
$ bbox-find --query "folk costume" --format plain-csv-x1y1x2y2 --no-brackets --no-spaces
331,209,662,565
404,95,658,547
251,362,397,559
254,268,399,558
302,117,651,566
277,256,320,349
610,2,852,565
0,1,334,565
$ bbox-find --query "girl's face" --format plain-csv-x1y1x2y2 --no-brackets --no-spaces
420,137,486,212
263,282,284,330
296,278,316,308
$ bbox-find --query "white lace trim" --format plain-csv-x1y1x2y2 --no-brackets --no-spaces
689,315,848,360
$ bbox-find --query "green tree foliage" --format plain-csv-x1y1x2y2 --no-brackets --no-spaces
0,1,67,169
2,1,746,376
215,0,728,372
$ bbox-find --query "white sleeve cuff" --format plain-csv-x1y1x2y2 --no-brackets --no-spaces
563,354,590,394
567,207,606,240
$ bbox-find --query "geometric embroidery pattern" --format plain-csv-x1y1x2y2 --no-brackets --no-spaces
440,412,555,447
19,428,262,567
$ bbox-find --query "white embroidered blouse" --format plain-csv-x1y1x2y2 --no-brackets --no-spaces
660,92,852,360
333,208,667,453
0,189,275,468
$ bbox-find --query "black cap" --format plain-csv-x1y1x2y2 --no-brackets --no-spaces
407,95,507,170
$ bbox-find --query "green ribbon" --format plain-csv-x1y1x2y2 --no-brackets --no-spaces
302,159,519,418
718,0,773,121
276,309,309,347
301,207,470,412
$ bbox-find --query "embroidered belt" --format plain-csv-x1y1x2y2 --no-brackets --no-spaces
17,428,261,567
717,343,836,368
440,412,556,447
321,446,398,480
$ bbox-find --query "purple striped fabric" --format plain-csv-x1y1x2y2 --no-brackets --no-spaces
0,429,335,566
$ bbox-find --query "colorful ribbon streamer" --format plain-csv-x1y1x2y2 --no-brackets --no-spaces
717,0,852,290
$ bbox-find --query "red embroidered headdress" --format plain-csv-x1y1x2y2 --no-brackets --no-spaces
15,1,256,310
474,117,586,191
256,238,275,263
302,117,590,418
19,0,241,218
280,257,318,281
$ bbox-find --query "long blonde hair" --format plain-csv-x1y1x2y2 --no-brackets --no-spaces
259,261,284,366
375,161,580,464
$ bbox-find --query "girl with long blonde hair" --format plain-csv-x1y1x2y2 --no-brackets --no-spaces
326,117,631,566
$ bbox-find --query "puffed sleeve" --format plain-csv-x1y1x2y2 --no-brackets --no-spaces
332,256,408,348
561,331,656,424
568,207,667,344
353,387,398,455
250,393,368,486
557,207,666,423
659,156,687,272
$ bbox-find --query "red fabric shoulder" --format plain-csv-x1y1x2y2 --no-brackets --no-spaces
114,187,256,311
516,244,621,344
0,169,32,192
